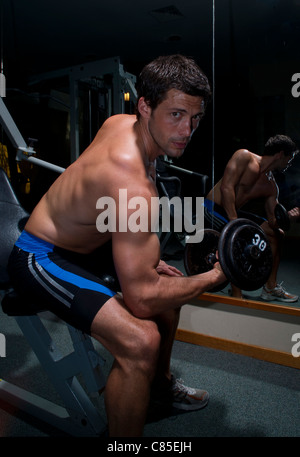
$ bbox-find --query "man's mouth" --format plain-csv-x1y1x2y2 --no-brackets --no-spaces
173,140,188,149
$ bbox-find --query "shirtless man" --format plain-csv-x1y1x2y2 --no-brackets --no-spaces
7,55,226,437
205,134,298,302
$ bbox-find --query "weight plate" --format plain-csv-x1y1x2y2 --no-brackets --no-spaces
218,218,273,291
184,229,229,292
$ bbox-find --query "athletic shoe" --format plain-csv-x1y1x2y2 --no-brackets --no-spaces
150,375,209,412
170,376,209,411
260,282,298,303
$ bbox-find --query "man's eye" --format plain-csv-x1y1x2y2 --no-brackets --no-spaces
194,114,203,121
171,112,181,118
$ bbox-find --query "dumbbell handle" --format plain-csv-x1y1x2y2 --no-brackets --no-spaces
206,252,217,266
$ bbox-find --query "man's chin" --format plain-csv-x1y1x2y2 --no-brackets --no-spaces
167,149,185,159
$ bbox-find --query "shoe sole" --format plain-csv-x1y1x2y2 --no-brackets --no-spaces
261,295,298,303
172,394,209,411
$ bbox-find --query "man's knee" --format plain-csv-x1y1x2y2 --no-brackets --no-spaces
112,319,161,378
91,297,161,376
134,321,161,368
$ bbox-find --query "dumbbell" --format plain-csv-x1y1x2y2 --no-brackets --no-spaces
184,218,273,292
274,203,290,231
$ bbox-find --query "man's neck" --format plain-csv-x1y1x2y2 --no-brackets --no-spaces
259,156,275,175
136,117,162,163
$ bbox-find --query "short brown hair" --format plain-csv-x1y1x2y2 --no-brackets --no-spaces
264,135,298,157
135,54,211,118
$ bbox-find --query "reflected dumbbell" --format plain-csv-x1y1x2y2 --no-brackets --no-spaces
184,218,273,292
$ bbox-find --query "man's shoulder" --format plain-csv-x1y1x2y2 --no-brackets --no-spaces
229,148,253,166
234,148,262,165
234,148,252,157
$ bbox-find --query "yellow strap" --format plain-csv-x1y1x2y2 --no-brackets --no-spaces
0,142,11,179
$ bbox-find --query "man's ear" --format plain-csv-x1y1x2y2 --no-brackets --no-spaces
137,97,152,119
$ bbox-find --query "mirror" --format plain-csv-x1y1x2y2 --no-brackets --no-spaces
211,0,300,308
164,0,300,308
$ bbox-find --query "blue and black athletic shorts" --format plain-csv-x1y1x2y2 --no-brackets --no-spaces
203,199,266,232
7,230,118,334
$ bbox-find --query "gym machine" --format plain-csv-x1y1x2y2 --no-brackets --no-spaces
28,56,137,163
0,96,108,436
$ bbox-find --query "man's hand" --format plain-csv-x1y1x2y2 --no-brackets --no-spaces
288,206,300,222
156,260,184,277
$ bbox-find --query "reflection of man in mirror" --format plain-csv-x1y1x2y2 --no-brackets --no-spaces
205,134,299,303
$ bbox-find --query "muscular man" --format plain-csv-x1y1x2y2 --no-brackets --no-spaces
205,134,298,302
7,55,226,437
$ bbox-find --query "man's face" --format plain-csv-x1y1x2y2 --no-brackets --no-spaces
147,89,205,159
282,151,298,172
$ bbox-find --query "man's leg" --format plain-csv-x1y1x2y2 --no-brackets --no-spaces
260,221,281,289
153,307,181,383
90,294,161,437
150,307,209,412
260,221,298,302
230,284,243,299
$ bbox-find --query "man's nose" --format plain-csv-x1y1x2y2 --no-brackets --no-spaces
179,119,193,137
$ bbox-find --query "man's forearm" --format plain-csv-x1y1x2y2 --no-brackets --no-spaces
122,267,225,319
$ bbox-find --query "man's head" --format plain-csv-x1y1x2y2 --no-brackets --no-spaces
135,54,211,120
264,135,298,157
263,135,299,171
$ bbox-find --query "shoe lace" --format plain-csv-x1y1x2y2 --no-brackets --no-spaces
265,282,285,293
275,282,287,294
171,378,196,396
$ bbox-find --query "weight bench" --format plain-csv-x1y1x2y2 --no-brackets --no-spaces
0,167,107,436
